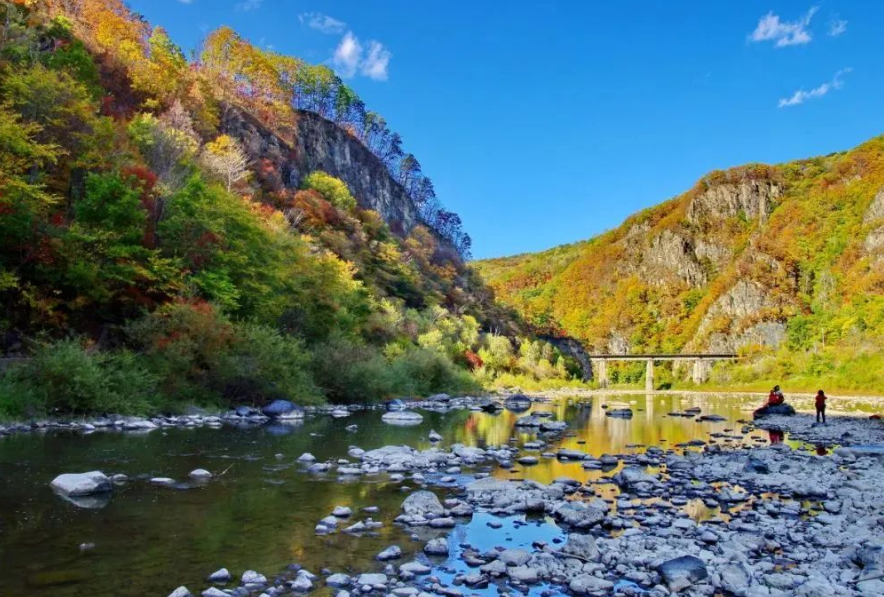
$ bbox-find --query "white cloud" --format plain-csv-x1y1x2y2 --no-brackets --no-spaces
332,31,392,81
333,32,363,78
750,7,818,47
829,18,848,37
360,40,391,81
299,12,347,35
778,68,851,108
236,0,263,10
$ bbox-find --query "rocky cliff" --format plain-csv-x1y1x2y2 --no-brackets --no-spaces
220,105,420,235
475,135,884,375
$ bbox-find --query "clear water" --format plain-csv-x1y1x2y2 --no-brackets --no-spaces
0,393,819,596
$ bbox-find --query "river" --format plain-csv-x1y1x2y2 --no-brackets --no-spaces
0,391,878,597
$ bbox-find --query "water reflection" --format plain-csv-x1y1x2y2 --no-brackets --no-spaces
0,392,841,597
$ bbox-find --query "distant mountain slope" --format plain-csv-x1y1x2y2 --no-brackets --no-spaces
476,136,884,389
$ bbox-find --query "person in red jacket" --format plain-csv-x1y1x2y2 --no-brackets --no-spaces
815,389,827,424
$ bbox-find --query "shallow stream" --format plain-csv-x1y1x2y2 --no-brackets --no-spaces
0,392,862,596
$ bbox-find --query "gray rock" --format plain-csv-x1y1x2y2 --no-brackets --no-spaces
189,469,212,480
262,399,304,418
50,471,112,496
424,538,449,556
400,561,431,575
655,555,708,592
326,574,351,588
168,587,192,597
381,410,423,425
507,565,538,583
207,568,231,583
202,589,228,597
376,545,402,561
401,491,444,517
290,574,313,592
558,533,599,561
356,573,387,586
498,548,531,566
241,570,267,584
569,575,614,595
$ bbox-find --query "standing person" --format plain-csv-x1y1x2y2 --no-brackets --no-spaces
815,390,827,424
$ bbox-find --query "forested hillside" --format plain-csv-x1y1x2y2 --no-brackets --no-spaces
476,137,884,392
0,0,578,418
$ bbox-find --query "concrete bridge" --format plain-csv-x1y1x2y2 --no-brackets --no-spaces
590,353,739,391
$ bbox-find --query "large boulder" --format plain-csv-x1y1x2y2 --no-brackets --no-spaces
656,555,708,592
401,490,444,517
504,394,532,413
558,533,600,562
381,410,423,426
50,471,112,497
261,399,304,419
753,403,796,418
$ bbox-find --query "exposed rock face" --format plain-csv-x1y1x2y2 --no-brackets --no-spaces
539,335,592,380
220,106,420,235
687,178,782,225
864,188,884,255
697,280,785,352
863,187,884,224
641,230,706,286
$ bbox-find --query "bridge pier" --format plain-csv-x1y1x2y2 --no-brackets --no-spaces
594,359,608,388
645,359,654,392
692,359,711,384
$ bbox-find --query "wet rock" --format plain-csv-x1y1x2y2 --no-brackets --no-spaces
381,411,423,426
655,555,708,592
332,506,352,517
429,430,443,442
207,568,231,583
719,563,750,595
262,400,304,419
558,533,599,561
150,477,176,486
326,573,351,588
508,565,539,583
290,573,313,592
569,575,614,595
424,538,449,556
753,403,796,418
401,491,444,517
504,395,532,413
356,573,387,586
168,587,192,597
606,408,633,418
189,469,212,480
201,588,228,597
241,570,266,585
50,471,112,497
400,561,431,575
376,545,402,561
498,548,531,566
298,453,317,462
539,420,568,432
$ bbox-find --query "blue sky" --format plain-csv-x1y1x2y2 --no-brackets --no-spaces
128,0,884,259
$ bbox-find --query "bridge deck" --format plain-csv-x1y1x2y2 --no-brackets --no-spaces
589,353,738,360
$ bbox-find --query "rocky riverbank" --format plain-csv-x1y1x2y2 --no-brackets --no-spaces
154,411,884,597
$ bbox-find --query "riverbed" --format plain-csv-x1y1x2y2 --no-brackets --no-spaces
1,392,882,597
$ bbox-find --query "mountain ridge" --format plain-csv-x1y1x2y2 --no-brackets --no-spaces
476,135,884,390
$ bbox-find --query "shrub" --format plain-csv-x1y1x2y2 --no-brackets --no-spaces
302,171,357,210
0,340,158,418
219,323,322,405
388,347,479,397
312,336,393,404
